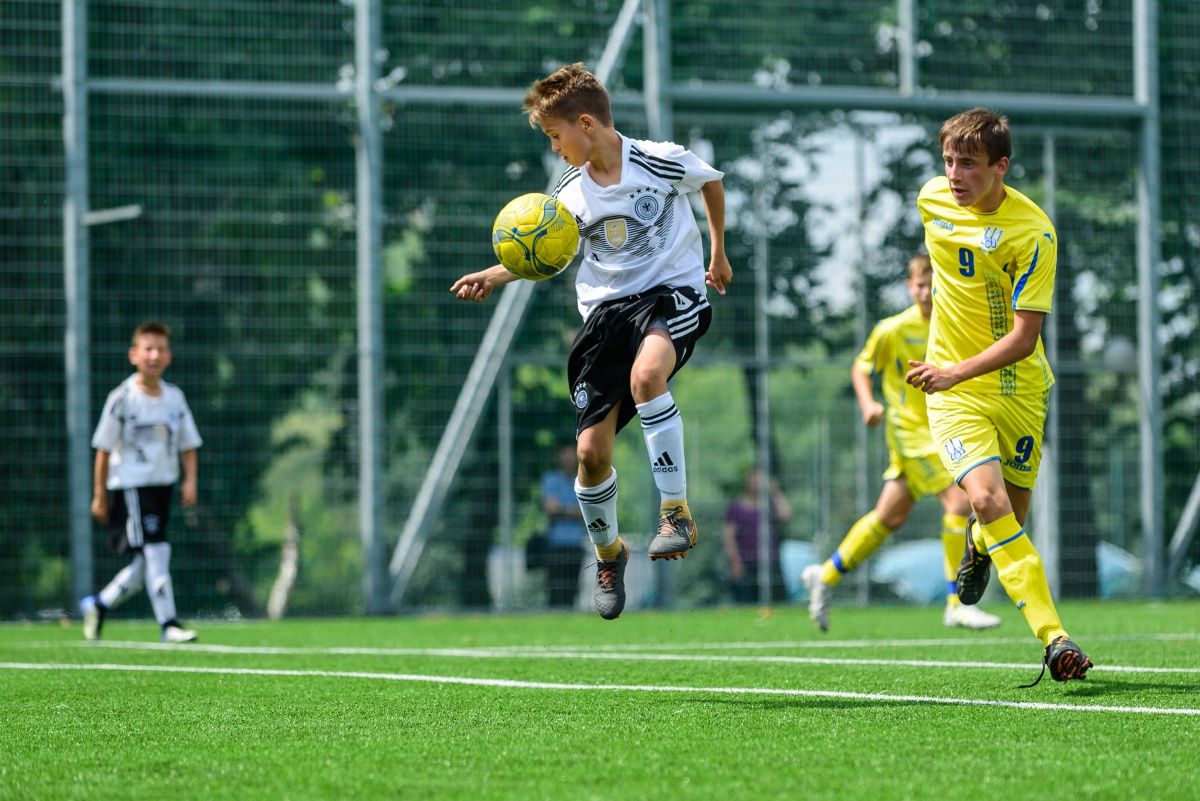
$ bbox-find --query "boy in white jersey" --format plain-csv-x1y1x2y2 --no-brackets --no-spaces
906,108,1091,683
802,255,1001,633
452,63,731,620
81,322,202,643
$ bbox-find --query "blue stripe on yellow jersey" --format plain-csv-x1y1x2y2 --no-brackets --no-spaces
918,176,1056,397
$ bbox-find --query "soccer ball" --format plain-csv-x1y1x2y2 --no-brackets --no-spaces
491,193,580,281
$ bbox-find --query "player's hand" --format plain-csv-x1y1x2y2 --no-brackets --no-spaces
451,271,496,303
906,360,959,394
91,495,109,524
862,401,885,427
706,252,732,295
180,478,198,507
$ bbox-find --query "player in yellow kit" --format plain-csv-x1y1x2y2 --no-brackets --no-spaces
905,108,1092,684
802,255,1002,633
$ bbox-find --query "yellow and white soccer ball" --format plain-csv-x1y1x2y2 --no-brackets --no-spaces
491,192,580,281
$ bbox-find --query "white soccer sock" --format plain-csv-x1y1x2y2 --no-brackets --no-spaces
638,392,686,501
98,553,145,610
575,469,619,547
143,542,179,626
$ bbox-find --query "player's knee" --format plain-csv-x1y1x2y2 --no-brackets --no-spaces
628,366,668,403
876,507,908,530
968,488,1010,521
575,441,611,477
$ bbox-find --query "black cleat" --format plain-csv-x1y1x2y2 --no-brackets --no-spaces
594,540,629,620
1046,636,1094,681
955,513,992,605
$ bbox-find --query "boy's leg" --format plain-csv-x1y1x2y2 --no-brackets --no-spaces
938,484,1001,629
630,330,697,560
959,464,1064,644
144,541,197,642
98,551,147,611
803,480,909,632
576,410,629,620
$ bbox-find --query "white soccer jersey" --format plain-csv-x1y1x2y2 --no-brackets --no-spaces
551,134,723,319
91,375,203,489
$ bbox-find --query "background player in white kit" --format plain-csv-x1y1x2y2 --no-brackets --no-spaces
81,321,203,643
452,63,731,620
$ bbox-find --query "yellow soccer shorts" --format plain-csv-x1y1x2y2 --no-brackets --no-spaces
925,390,1050,491
882,449,955,501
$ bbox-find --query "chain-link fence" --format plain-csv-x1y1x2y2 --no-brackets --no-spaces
3,0,1197,622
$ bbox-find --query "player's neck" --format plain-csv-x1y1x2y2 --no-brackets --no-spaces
584,130,624,187
969,184,1007,214
135,374,164,396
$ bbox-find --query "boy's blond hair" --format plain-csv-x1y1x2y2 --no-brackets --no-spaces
906,253,932,280
132,321,171,346
939,108,1011,166
523,62,613,128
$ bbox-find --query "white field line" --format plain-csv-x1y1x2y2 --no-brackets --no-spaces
1,661,1197,717
30,640,1200,675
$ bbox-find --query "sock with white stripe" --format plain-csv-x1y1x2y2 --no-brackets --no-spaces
638,392,686,501
144,542,179,626
576,469,620,555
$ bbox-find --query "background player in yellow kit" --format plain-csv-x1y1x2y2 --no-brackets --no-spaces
906,108,1092,683
802,255,1002,633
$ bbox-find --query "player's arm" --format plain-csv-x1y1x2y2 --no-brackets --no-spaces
850,363,885,427
91,450,111,523
180,448,198,507
905,310,1044,394
700,180,731,295
450,264,521,303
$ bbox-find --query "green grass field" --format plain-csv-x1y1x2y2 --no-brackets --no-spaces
2,600,1197,800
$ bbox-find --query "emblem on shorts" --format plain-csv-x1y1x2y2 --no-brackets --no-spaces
574,386,589,409
144,514,161,535
634,195,659,221
943,437,967,462
605,219,628,248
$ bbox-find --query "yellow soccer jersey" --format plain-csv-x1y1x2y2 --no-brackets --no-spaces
919,176,1056,396
855,303,935,457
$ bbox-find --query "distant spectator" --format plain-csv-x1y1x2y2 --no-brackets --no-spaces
722,468,791,604
540,444,588,607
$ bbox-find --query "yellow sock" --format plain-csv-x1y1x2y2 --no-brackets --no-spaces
595,537,625,561
942,513,969,605
660,499,691,518
979,514,1067,645
819,511,892,587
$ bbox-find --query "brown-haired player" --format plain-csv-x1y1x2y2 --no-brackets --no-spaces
452,63,731,620
82,321,202,643
905,108,1092,683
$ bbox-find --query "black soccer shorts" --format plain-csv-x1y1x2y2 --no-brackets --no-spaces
106,484,174,554
567,284,711,436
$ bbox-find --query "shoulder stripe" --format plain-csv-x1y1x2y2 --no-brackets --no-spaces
551,167,581,198
1012,241,1038,307
629,144,686,180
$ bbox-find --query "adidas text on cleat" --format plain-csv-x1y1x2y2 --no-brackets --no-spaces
161,625,198,644
1046,636,1093,681
594,540,629,620
801,564,832,633
944,602,1002,630
955,513,992,605
80,595,102,641
648,506,698,560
